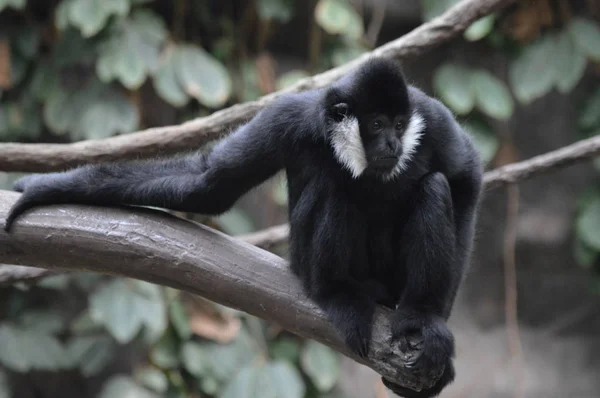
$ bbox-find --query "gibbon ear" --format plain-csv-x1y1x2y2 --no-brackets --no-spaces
333,103,349,118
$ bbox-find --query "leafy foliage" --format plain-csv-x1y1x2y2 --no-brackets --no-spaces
96,10,167,89
89,279,166,343
433,63,513,120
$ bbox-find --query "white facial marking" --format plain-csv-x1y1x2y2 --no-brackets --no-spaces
382,111,425,181
330,116,368,178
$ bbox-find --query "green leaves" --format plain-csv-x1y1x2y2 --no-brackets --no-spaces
463,120,499,164
0,0,26,12
97,10,167,89
464,14,496,41
89,279,166,344
154,44,232,108
258,0,294,23
315,0,364,40
577,197,600,251
509,35,556,104
554,30,587,94
510,20,600,104
219,361,305,398
421,0,459,21
99,375,159,398
433,64,475,115
568,18,600,61
471,70,513,120
433,63,513,120
56,0,130,37
579,88,600,131
0,324,70,371
66,335,117,376
44,79,139,140
300,341,340,392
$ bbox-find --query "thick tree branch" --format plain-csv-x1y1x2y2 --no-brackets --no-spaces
0,191,424,389
0,0,516,173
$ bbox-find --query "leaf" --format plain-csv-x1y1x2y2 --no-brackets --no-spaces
205,332,258,382
219,365,265,398
44,79,139,140
554,30,586,93
99,375,159,398
578,88,600,131
153,48,189,107
36,274,71,290
176,44,232,108
150,331,180,369
257,0,294,23
471,70,514,120
136,367,168,393
0,0,26,12
577,197,600,251
267,361,305,398
57,0,131,38
433,63,475,115
300,341,341,392
90,279,166,344
66,335,116,376
96,10,167,89
181,342,208,377
463,120,498,164
201,377,220,395
315,0,364,40
573,239,597,268
220,361,305,398
464,14,496,41
169,299,192,340
568,18,600,61
18,310,65,334
0,324,70,371
509,35,558,104
270,338,300,363
421,0,460,21
13,27,41,59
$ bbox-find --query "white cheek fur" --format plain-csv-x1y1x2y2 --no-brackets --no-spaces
330,116,368,179
330,111,426,181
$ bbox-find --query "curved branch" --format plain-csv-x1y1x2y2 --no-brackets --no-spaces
0,191,424,388
0,0,516,173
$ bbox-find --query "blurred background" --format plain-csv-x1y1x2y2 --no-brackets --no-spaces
0,0,600,397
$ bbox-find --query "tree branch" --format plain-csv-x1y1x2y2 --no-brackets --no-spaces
0,191,425,389
0,0,516,173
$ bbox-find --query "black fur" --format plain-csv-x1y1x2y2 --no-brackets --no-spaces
4,58,483,397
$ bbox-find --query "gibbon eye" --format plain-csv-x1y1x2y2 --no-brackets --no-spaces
395,120,404,130
372,120,383,130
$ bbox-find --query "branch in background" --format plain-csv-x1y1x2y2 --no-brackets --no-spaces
0,0,516,173
483,134,600,189
0,191,425,389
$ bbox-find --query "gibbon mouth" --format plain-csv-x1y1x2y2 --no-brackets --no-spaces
370,156,399,169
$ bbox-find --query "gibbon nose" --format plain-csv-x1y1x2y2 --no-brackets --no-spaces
386,138,399,153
